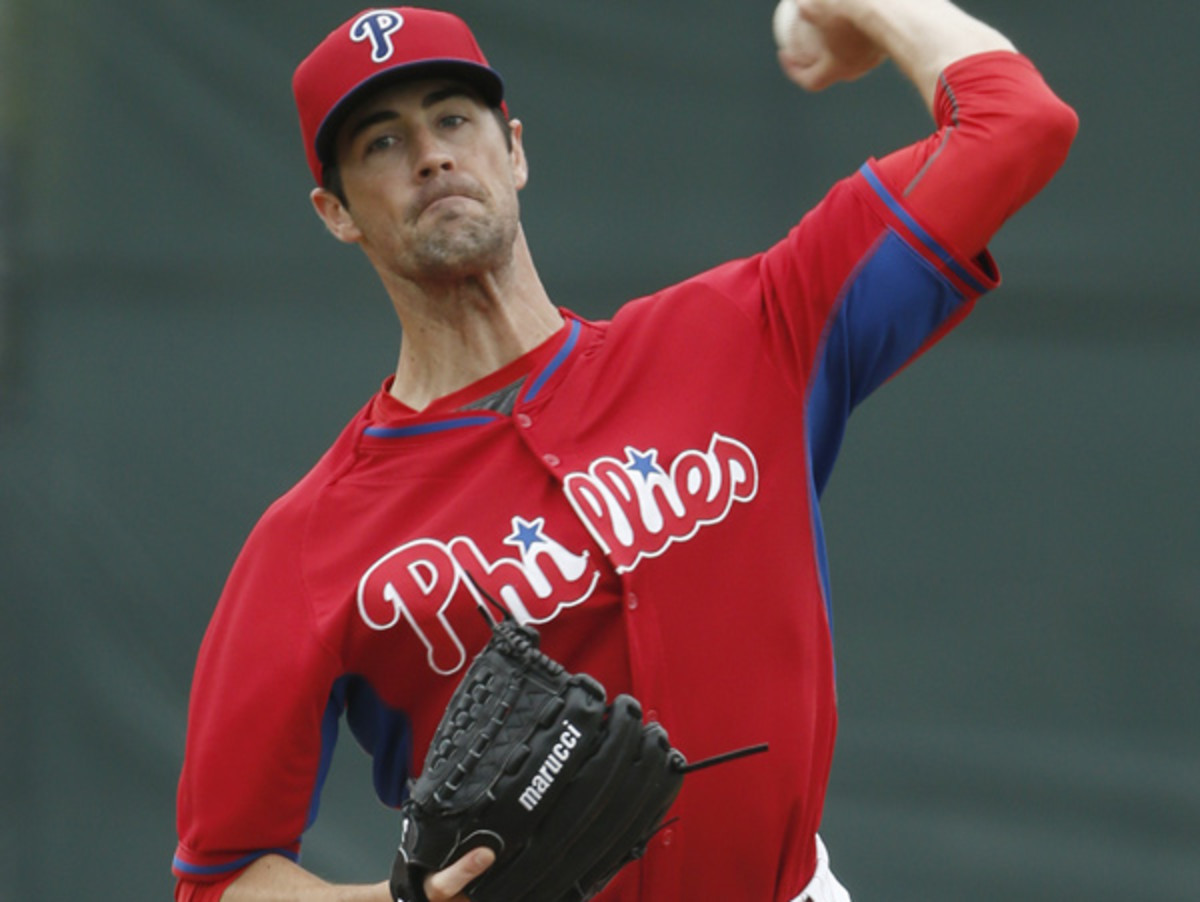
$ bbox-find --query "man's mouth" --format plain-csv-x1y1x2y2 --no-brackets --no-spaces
425,194,471,213
414,182,481,219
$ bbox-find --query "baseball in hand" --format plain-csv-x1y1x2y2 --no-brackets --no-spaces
773,0,885,91
773,0,821,64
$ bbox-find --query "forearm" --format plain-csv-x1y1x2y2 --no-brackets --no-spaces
210,848,493,902
836,0,1016,109
219,855,390,902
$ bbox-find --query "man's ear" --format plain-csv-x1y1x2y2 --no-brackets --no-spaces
508,118,529,191
310,187,362,244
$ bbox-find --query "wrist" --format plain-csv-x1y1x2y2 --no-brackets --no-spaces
808,0,879,30
833,0,1016,107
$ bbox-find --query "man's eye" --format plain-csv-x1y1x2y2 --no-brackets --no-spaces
440,114,467,128
366,134,399,155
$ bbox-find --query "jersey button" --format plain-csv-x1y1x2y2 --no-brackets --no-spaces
542,453,561,468
515,413,533,428
626,593,639,611
660,827,674,847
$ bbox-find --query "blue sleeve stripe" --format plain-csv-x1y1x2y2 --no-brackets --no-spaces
858,164,989,295
524,317,582,403
364,415,497,438
806,231,973,496
341,675,414,807
172,847,299,877
807,457,836,665
305,681,346,832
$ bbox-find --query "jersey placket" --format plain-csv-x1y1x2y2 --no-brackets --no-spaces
511,400,685,901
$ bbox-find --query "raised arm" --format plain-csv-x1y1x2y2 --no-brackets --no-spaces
777,0,1078,259
777,0,1016,110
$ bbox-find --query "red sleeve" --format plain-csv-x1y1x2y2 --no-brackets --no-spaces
874,51,1079,260
173,495,343,897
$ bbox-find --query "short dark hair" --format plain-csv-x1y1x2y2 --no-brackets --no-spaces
322,104,512,208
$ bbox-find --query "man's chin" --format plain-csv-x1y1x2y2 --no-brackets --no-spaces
407,222,514,282
410,243,511,284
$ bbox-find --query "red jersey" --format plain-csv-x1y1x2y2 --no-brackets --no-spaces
174,52,1076,901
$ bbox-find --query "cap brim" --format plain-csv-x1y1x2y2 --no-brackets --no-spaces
314,60,505,173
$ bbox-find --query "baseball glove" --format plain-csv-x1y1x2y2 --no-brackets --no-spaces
389,604,690,902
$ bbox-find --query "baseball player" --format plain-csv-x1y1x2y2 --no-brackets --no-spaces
173,2,1077,901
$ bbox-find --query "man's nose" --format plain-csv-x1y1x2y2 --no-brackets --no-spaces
414,131,454,180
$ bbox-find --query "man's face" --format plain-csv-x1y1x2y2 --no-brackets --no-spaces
319,78,527,284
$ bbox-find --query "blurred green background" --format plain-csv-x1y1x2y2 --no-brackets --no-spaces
1,1,1196,899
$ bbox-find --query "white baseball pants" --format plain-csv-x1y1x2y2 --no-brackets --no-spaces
791,836,852,902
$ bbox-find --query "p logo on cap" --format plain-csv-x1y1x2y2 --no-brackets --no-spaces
350,10,405,63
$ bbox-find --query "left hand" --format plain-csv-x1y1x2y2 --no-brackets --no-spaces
776,0,886,91
421,848,496,901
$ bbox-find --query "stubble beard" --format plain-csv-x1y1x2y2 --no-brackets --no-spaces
400,200,519,284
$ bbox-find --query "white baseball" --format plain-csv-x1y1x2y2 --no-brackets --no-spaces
772,0,819,60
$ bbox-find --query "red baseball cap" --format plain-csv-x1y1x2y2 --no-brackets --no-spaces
293,7,506,185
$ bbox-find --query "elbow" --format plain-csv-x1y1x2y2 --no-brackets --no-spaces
1013,93,1080,177
979,92,1079,207
1031,94,1080,166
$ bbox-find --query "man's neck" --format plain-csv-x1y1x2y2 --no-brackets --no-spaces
383,232,563,411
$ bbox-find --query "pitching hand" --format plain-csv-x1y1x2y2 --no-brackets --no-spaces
776,0,886,91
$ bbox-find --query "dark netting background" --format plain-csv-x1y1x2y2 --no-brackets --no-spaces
1,1,1197,899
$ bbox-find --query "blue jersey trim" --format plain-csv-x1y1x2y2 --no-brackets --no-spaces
807,452,836,664
858,164,988,295
806,232,969,496
524,318,582,402
305,681,347,832
803,209,977,658
173,848,299,877
364,415,496,438
361,319,580,438
341,676,414,806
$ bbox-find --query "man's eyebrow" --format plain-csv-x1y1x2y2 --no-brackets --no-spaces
345,86,479,144
421,85,479,108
